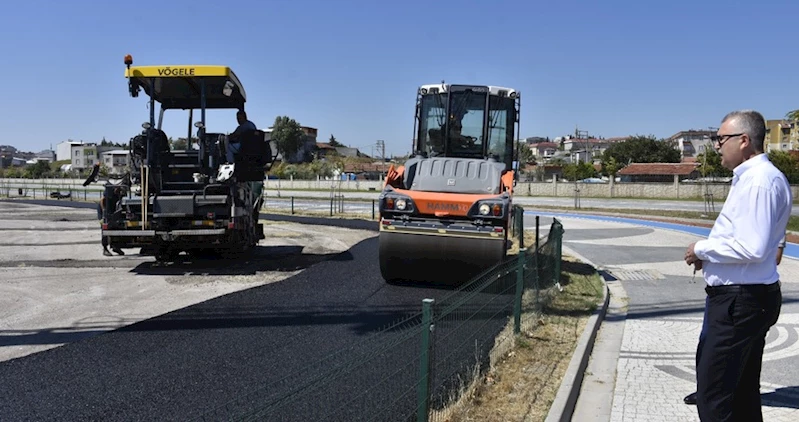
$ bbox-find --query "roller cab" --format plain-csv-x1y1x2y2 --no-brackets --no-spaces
378,83,521,283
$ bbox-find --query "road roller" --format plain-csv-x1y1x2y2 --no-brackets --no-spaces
378,83,521,283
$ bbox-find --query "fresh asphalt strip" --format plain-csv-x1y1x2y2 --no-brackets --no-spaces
0,199,515,421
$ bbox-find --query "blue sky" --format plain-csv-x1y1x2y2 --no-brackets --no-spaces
1,0,797,158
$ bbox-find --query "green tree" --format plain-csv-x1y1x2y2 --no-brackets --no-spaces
696,148,732,178
785,110,799,121
515,141,535,164
768,150,799,184
24,160,51,179
562,161,597,181
328,134,343,147
4,167,20,178
171,137,196,150
600,135,681,172
271,116,305,161
602,156,620,177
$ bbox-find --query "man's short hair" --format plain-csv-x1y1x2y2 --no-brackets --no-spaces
721,110,767,152
237,110,247,119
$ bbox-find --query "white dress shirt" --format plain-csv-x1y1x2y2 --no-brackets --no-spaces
694,153,792,286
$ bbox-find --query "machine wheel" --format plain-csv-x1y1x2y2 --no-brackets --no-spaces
378,230,506,285
379,253,404,284
154,246,180,263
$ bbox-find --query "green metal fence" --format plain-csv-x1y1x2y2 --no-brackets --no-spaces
196,206,565,422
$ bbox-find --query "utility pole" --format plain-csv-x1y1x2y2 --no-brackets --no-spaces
376,140,386,162
572,126,589,209
375,139,386,179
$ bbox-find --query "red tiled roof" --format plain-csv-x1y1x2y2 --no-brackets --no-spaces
316,142,336,150
535,142,559,149
617,162,699,175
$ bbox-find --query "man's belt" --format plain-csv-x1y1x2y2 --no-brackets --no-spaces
705,281,781,296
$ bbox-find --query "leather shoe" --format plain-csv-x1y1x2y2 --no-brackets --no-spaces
684,392,697,405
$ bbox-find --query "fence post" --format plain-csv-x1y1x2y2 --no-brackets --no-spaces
417,298,435,422
372,199,375,220
554,221,563,285
514,248,526,335
516,206,524,249
291,196,294,215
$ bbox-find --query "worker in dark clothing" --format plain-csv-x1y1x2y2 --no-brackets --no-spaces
226,110,257,163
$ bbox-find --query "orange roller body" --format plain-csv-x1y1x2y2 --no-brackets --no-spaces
378,83,522,284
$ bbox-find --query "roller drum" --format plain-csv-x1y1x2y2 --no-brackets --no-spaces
379,231,506,284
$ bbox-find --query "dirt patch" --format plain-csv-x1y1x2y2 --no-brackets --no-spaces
439,255,604,422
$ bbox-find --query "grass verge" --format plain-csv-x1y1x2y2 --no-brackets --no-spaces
436,253,604,422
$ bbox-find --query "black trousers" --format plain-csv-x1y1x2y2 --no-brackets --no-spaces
696,282,782,422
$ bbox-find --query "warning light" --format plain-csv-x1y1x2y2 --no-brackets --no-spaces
124,54,133,66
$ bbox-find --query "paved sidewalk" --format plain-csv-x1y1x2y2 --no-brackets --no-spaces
531,212,799,422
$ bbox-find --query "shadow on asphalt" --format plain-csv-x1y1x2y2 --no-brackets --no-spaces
0,198,97,209
260,212,378,232
762,386,799,409
0,328,119,348
129,245,354,276
614,297,799,321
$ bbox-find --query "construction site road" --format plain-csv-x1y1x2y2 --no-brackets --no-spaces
0,200,514,421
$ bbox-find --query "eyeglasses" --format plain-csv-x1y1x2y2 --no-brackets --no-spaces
710,133,744,147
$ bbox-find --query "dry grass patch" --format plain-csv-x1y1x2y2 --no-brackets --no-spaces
439,255,604,422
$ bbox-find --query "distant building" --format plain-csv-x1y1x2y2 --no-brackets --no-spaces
265,125,319,164
524,136,549,144
667,130,715,158
315,142,338,159
531,142,559,161
334,147,360,158
765,120,798,152
57,140,85,161
562,137,628,164
70,144,97,170
0,145,17,155
100,150,130,175
35,150,56,162
70,144,119,170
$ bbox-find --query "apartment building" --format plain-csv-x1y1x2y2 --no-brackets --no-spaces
100,150,130,175
666,130,715,159
765,120,799,152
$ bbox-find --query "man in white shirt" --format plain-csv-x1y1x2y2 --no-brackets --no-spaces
683,234,785,406
684,110,790,422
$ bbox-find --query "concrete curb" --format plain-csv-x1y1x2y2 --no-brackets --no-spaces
544,247,611,422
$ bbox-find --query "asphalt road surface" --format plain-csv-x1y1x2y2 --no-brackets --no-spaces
0,200,516,421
